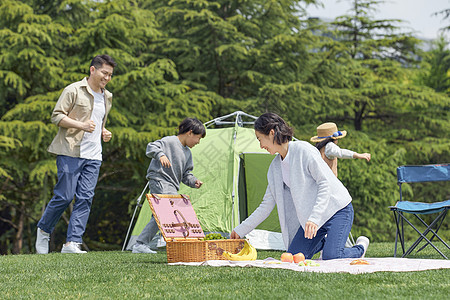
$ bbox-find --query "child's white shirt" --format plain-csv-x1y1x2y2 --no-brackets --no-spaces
324,142,355,160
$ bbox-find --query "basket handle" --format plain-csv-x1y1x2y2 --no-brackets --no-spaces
173,209,190,238
181,194,190,204
151,193,161,203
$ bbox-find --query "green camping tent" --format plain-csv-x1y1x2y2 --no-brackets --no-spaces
124,112,285,250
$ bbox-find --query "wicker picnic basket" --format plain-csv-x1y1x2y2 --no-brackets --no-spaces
146,193,245,263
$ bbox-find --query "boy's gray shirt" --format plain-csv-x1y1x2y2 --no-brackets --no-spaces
146,136,197,190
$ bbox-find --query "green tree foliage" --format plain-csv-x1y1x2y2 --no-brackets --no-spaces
0,0,449,253
0,0,69,116
145,0,319,115
434,8,450,32
418,36,450,94
0,0,216,253
319,0,422,129
0,0,65,254
332,0,419,62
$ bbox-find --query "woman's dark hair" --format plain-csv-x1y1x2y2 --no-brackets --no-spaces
89,54,117,74
254,113,293,145
178,118,206,138
315,138,334,151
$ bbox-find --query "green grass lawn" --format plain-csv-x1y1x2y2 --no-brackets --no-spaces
0,242,449,299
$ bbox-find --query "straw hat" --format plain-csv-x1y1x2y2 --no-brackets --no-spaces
310,122,347,143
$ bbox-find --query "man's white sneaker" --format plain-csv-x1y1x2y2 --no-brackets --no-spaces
355,236,370,258
61,242,87,254
132,243,157,254
36,228,50,254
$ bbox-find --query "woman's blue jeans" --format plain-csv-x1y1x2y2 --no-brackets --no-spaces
37,155,101,243
288,203,364,260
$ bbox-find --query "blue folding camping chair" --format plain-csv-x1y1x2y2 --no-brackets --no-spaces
389,164,450,259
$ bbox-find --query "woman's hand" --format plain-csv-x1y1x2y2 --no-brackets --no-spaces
304,221,318,239
230,231,240,239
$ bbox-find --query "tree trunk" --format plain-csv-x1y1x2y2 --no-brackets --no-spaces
354,101,366,131
354,111,362,131
0,207,12,254
12,201,25,254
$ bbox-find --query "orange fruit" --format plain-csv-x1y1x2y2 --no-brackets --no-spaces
293,252,305,263
280,252,294,262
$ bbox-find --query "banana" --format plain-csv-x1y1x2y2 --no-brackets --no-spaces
222,240,257,261
247,242,257,260
222,242,248,260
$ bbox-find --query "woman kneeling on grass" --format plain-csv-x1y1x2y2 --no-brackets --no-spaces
230,113,369,260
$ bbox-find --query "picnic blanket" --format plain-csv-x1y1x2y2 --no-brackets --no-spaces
169,257,450,274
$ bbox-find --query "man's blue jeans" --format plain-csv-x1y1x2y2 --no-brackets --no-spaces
37,155,101,243
288,203,364,260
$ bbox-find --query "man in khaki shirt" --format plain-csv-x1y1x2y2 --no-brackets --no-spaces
36,55,116,254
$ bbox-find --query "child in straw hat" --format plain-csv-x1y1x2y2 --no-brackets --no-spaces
311,122,370,177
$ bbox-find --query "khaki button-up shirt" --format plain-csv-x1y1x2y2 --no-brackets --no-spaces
47,77,113,158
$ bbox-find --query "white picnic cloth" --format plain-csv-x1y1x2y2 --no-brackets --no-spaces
169,257,450,274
